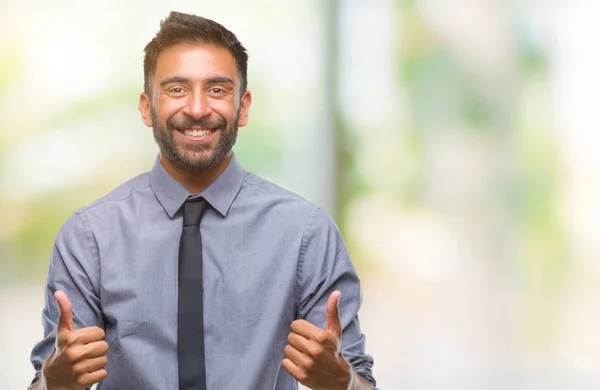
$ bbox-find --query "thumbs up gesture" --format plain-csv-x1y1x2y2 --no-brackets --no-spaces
282,291,352,390
42,291,109,390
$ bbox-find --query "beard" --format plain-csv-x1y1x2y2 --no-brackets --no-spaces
151,106,239,171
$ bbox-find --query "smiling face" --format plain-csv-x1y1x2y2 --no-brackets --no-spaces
139,42,251,171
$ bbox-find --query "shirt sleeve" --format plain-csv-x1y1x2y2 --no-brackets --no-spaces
296,207,376,388
29,212,104,389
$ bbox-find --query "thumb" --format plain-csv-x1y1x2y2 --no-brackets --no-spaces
325,290,342,339
55,290,74,332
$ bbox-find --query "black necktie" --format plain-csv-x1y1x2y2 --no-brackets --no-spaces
178,197,209,390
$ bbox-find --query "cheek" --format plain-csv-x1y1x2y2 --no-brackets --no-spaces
157,99,187,119
212,102,238,122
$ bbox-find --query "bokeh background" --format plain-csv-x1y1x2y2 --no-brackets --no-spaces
1,0,600,388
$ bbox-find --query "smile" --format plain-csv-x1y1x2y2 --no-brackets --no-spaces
180,128,215,138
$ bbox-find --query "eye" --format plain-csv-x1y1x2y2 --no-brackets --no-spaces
169,87,185,94
210,88,224,94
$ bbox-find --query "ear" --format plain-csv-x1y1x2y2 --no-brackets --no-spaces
139,92,153,128
236,90,252,128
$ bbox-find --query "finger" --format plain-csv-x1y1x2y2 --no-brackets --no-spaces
70,326,106,344
326,290,342,338
55,290,74,332
72,355,108,375
77,368,108,387
66,340,109,363
287,332,311,354
78,340,110,360
281,358,307,383
290,319,326,341
284,344,312,368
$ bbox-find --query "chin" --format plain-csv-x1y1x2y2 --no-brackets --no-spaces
180,153,221,171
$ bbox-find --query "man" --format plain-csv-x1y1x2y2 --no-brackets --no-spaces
30,11,376,390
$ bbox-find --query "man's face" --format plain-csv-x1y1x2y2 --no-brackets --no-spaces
140,43,251,171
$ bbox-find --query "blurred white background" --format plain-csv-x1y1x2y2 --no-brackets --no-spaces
2,0,600,389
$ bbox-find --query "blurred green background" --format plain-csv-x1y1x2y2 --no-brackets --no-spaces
2,0,600,388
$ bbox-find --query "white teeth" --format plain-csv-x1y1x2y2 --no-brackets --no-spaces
183,129,212,137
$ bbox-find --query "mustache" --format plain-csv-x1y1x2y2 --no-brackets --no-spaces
167,115,226,131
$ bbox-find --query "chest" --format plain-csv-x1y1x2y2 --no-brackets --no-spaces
96,213,302,331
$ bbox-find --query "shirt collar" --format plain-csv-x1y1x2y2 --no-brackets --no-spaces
149,154,246,218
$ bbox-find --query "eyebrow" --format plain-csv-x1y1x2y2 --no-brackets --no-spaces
205,76,235,86
159,76,190,88
159,76,235,88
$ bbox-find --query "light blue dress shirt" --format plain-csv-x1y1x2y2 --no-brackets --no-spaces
30,155,376,389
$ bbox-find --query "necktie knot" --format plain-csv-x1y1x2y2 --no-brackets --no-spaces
183,198,209,227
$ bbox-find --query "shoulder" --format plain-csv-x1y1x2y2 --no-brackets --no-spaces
241,172,305,200
241,173,313,206
239,172,341,233
240,172,321,218
75,171,150,216
54,172,150,244
55,172,150,239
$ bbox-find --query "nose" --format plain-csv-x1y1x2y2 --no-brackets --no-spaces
182,90,211,120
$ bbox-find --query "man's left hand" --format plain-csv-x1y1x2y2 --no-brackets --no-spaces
282,290,352,390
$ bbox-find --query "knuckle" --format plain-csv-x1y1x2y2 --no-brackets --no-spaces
314,332,328,344
297,370,308,382
308,344,323,357
76,374,89,386
305,358,315,370
64,332,78,345
65,349,80,363
71,361,83,374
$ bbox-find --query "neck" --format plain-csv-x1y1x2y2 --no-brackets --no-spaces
159,152,233,194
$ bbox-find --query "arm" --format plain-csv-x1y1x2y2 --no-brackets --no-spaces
282,208,377,389
29,213,107,390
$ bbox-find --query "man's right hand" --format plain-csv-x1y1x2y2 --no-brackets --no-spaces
41,291,108,390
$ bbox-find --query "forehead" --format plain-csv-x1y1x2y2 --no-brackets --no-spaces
154,42,238,85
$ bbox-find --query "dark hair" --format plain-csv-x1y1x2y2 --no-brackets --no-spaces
143,11,248,96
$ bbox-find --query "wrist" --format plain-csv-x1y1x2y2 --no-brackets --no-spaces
346,368,358,390
339,357,354,390
40,353,69,390
41,356,55,390
345,365,373,390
